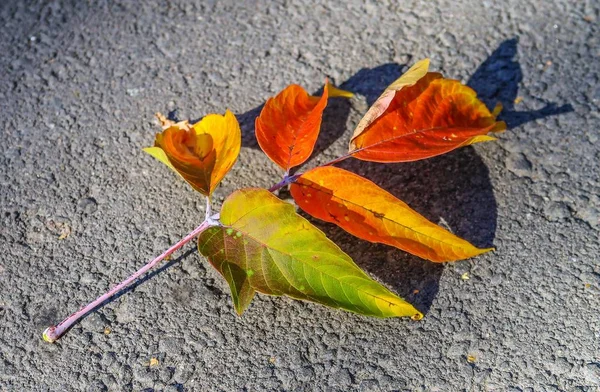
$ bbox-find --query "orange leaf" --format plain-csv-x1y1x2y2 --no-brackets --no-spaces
351,58,431,142
256,83,352,172
290,166,492,262
349,59,505,163
143,110,241,196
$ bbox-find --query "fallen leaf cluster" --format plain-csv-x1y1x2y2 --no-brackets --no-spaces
40,59,511,344
144,59,505,319
145,59,506,319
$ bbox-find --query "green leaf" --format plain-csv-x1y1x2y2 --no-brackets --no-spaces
198,188,422,319
196,227,256,315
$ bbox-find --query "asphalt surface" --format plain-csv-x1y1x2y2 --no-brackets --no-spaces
1,0,598,391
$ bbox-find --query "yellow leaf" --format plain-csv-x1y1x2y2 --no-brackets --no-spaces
386,58,431,91
143,146,177,172
144,110,241,196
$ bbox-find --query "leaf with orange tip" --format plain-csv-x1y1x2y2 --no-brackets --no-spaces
144,110,241,196
256,83,352,172
290,166,493,262
349,59,505,163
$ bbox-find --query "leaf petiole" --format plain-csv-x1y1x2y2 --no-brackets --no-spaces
267,153,353,193
268,174,299,193
43,219,215,343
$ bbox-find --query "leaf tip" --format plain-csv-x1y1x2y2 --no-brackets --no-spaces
155,112,170,127
411,312,424,321
492,102,503,117
482,246,496,254
492,120,507,133
142,146,158,154
411,58,431,73
234,306,246,317
326,82,354,99
223,108,237,121
469,246,495,259
465,135,498,146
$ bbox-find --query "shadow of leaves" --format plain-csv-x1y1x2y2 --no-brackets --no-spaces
467,38,573,129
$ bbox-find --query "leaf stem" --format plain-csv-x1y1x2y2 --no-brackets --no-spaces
205,195,212,220
321,152,353,167
268,153,355,193
43,220,214,343
268,174,299,193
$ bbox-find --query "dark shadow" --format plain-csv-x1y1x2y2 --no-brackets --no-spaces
339,63,406,106
47,248,195,337
309,93,352,168
291,40,572,314
114,248,196,298
467,38,573,128
237,104,263,149
310,64,407,169
176,39,572,158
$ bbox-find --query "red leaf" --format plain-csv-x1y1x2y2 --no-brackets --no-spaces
349,60,505,163
256,83,351,172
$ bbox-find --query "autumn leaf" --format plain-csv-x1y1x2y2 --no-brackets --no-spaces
256,82,352,172
144,110,241,196
349,59,506,163
352,58,431,140
198,188,421,318
290,166,492,262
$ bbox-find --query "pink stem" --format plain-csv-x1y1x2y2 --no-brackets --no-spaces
321,153,353,167
268,175,298,193
267,154,354,193
43,220,213,343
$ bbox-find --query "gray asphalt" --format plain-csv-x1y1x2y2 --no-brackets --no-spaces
1,0,598,391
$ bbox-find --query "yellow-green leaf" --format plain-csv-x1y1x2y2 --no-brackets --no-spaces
198,188,421,318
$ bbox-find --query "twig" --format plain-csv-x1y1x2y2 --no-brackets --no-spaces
43,220,214,343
